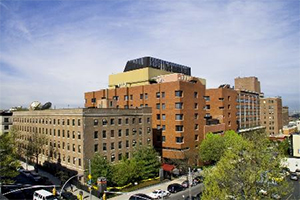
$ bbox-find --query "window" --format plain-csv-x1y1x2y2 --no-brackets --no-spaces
91,98,96,103
118,118,122,125
156,92,160,98
147,127,151,133
73,144,75,152
132,128,137,135
176,114,183,120
72,131,75,139
162,114,166,120
94,119,98,126
125,118,129,124
113,96,119,101
111,142,115,150
126,129,129,136
176,137,184,143
102,130,107,138
156,114,161,120
94,144,98,152
206,105,210,110
118,129,122,137
145,93,148,99
176,125,184,132
194,113,198,119
126,140,129,147
118,141,122,149
204,96,210,101
175,102,183,109
162,103,166,110
124,95,128,101
162,125,166,131
111,154,115,162
147,117,150,123
78,145,81,153
130,95,133,100
219,98,224,101
156,103,160,109
139,118,142,123
195,124,199,130
102,119,108,125
195,135,199,141
140,94,143,99
72,119,75,126
67,119,70,126
78,158,81,166
4,118,9,123
139,128,142,135
228,105,231,109
194,103,198,109
111,130,115,138
162,136,166,142
124,105,129,109
67,131,70,138
94,131,98,139
175,90,183,97
110,118,115,125
132,118,136,124
103,143,107,151
194,92,198,98
162,92,165,98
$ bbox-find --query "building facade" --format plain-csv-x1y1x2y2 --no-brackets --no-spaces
260,97,283,135
0,110,13,135
13,108,152,177
234,77,262,132
85,57,206,164
205,85,238,132
282,106,289,126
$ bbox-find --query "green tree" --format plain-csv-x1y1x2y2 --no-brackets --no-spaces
0,131,20,183
111,158,140,186
199,131,244,164
202,132,290,200
25,131,48,166
90,153,112,185
133,146,160,180
277,138,290,156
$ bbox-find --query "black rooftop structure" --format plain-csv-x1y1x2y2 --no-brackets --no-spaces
124,56,191,76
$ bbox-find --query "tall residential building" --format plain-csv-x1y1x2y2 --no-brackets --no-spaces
260,97,283,135
13,108,152,178
282,106,289,126
234,77,261,132
0,110,13,135
85,57,206,164
205,85,238,132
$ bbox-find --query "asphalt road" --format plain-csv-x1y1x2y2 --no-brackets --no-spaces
168,184,203,200
285,178,300,200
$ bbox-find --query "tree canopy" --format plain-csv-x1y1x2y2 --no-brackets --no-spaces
0,129,20,183
202,131,290,200
199,131,245,163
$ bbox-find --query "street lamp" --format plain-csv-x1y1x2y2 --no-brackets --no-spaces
59,174,83,199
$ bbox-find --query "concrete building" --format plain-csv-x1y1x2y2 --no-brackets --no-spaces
282,106,289,126
291,134,300,158
85,57,206,164
234,77,262,132
0,110,13,135
260,97,283,135
13,108,152,177
205,85,238,132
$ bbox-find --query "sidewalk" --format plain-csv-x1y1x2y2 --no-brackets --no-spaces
19,161,99,200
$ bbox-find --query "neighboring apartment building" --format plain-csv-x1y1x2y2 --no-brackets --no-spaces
13,108,152,178
205,84,238,132
234,77,261,132
0,110,13,135
260,97,283,135
282,106,289,126
291,134,300,158
85,57,206,163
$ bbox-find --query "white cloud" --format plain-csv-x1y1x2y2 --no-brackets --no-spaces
0,0,299,110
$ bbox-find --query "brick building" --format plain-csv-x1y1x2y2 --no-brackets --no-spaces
260,97,283,135
85,57,206,163
0,110,13,135
205,85,238,132
234,77,261,132
13,108,152,177
282,106,289,126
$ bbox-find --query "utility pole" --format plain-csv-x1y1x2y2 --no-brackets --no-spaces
89,159,92,200
188,167,192,200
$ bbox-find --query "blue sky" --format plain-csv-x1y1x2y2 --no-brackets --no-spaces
0,0,299,112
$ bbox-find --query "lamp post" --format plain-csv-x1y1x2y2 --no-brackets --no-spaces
59,174,83,199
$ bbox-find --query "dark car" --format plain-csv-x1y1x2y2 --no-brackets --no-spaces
167,183,184,193
129,193,153,200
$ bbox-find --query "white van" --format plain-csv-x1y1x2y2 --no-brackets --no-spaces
33,189,58,200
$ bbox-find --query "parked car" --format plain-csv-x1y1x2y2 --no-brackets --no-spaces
295,169,300,176
167,183,184,193
148,189,170,199
182,180,190,188
30,172,42,182
20,170,31,177
290,173,298,181
129,193,153,200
